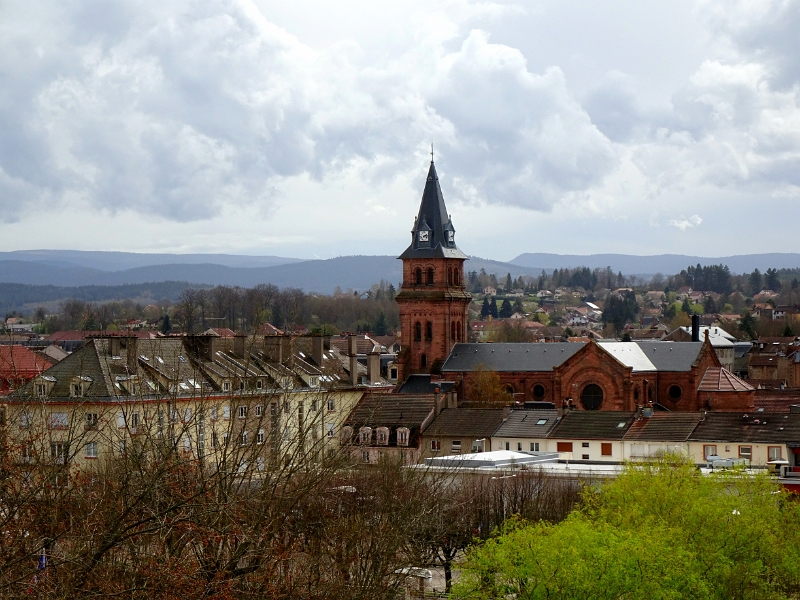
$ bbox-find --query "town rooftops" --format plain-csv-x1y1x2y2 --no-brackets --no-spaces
549,411,636,440
424,407,507,438
624,412,704,442
345,393,434,429
689,412,800,444
441,342,585,372
634,342,704,372
492,409,560,438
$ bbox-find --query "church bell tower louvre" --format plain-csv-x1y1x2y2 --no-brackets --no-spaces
395,157,471,383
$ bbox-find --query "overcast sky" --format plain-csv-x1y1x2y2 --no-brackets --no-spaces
1,0,798,261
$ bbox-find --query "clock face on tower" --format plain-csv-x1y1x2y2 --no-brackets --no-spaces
448,231,454,243
419,230,429,242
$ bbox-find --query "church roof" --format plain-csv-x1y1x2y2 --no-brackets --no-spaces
398,161,468,260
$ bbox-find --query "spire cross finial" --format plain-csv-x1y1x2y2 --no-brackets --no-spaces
430,143,434,162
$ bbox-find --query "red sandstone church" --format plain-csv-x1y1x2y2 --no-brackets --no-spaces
396,159,755,412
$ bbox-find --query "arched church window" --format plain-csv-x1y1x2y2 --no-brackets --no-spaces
451,322,456,340
581,384,604,410
448,268,453,285
414,322,421,341
420,354,427,368
415,268,423,285
426,268,434,285
457,321,462,341
425,322,433,340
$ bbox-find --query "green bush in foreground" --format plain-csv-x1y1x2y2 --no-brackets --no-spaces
453,457,800,600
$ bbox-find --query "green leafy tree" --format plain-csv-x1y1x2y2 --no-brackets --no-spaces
455,456,800,600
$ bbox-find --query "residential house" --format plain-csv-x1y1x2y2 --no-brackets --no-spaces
490,408,560,455
546,411,636,462
420,406,507,458
622,411,704,460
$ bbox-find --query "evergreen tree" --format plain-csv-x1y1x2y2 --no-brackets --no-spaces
766,268,781,291
480,297,490,319
374,312,388,335
703,296,717,314
749,269,762,294
499,299,513,318
513,298,524,314
739,312,756,340
161,314,172,334
504,273,513,291
489,298,498,319
681,298,693,315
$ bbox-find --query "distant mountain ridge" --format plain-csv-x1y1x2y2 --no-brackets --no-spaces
509,252,800,276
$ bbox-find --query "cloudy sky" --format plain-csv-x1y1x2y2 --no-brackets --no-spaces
1,0,799,261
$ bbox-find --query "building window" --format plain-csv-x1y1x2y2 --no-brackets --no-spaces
536,418,548,425
376,427,389,446
580,384,604,410
668,385,682,401
431,440,441,452
414,321,421,341
601,443,612,456
505,441,510,450
36,383,47,397
451,321,456,340
86,413,99,429
415,268,423,285
768,446,782,461
530,442,540,452
703,445,717,459
532,384,545,400
327,423,335,437
223,405,231,420
238,406,247,419
397,427,410,447
257,429,265,444
582,454,590,460
420,354,427,368
255,405,263,417
19,412,32,429
517,442,522,451
211,432,218,449
582,442,590,448
426,268,434,285
49,412,68,430
633,387,640,401
557,442,573,453
739,446,752,460
51,442,68,465
223,381,231,392
361,450,370,463
85,442,98,458
457,321,462,341
451,440,461,454
425,322,433,341
327,398,336,412
71,383,82,398
256,379,263,389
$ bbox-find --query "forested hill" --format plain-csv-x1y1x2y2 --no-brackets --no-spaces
510,252,800,275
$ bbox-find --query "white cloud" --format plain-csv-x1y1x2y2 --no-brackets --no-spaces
668,214,703,231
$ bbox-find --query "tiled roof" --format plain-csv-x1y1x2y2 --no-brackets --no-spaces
441,343,585,372
345,393,434,428
492,409,560,438
689,412,800,444
424,408,507,437
623,412,703,441
749,355,780,367
0,345,54,376
549,411,636,440
698,367,754,392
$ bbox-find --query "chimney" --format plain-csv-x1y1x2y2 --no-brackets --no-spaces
109,336,121,358
446,390,457,409
234,335,246,358
312,335,325,366
502,405,511,420
367,349,381,385
691,314,700,342
348,334,359,385
434,387,443,417
558,399,572,418
642,402,654,418
264,336,283,363
281,336,293,366
125,336,138,372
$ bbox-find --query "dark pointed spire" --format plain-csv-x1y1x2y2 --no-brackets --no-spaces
399,160,467,260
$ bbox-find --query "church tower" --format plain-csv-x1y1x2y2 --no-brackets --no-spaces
396,158,471,383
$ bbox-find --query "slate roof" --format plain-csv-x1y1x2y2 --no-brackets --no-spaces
634,342,703,372
689,412,800,444
698,367,754,392
598,342,657,372
492,409,560,438
397,374,455,394
623,412,703,442
548,411,636,440
398,161,468,260
423,408,507,438
441,343,585,373
345,393,434,429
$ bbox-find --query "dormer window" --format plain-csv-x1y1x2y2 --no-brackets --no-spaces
376,427,389,446
396,427,410,447
359,426,372,445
